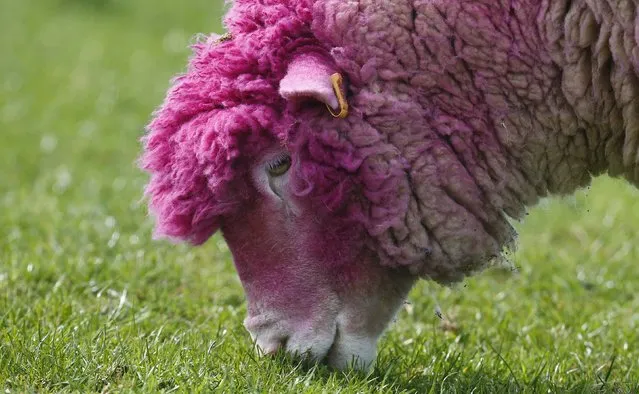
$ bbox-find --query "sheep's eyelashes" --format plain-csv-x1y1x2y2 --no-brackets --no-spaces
266,155,291,177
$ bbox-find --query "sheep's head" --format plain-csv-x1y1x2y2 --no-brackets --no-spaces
142,1,519,370
142,40,415,368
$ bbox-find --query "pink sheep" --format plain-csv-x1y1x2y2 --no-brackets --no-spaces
141,0,639,369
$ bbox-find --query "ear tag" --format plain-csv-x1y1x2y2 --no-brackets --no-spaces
326,73,349,119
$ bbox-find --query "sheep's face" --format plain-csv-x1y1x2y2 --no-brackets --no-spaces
143,50,418,370
221,147,415,370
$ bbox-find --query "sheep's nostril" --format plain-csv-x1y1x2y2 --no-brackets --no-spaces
257,337,288,357
262,343,281,356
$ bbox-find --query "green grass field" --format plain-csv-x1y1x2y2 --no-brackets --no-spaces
1,1,639,392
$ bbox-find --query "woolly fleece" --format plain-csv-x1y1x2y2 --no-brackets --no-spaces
141,0,639,283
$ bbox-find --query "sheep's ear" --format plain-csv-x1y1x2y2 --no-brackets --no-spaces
279,53,349,118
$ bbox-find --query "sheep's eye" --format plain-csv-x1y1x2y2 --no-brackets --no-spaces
266,155,291,177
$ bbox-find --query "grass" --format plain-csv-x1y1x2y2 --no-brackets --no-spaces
1,0,638,392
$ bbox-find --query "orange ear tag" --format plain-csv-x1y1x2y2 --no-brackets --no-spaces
326,73,349,119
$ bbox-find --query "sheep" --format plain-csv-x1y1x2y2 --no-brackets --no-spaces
140,0,639,370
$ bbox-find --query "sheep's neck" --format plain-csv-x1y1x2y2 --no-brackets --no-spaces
535,0,639,187
312,0,638,281
493,0,639,194
438,0,639,205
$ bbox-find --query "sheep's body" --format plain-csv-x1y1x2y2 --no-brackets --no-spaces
312,0,639,281
142,0,639,369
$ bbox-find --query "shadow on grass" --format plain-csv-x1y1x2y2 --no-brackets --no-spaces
267,344,639,393
367,350,637,393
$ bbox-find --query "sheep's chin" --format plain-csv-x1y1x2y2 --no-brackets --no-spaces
324,327,378,371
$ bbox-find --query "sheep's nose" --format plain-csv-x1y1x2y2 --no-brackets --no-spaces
244,314,339,364
257,340,284,356
244,316,288,356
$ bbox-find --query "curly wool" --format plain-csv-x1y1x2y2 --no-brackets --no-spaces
141,1,317,244
142,0,408,248
142,0,639,283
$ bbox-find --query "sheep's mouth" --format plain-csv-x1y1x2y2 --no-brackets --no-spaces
322,324,340,365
